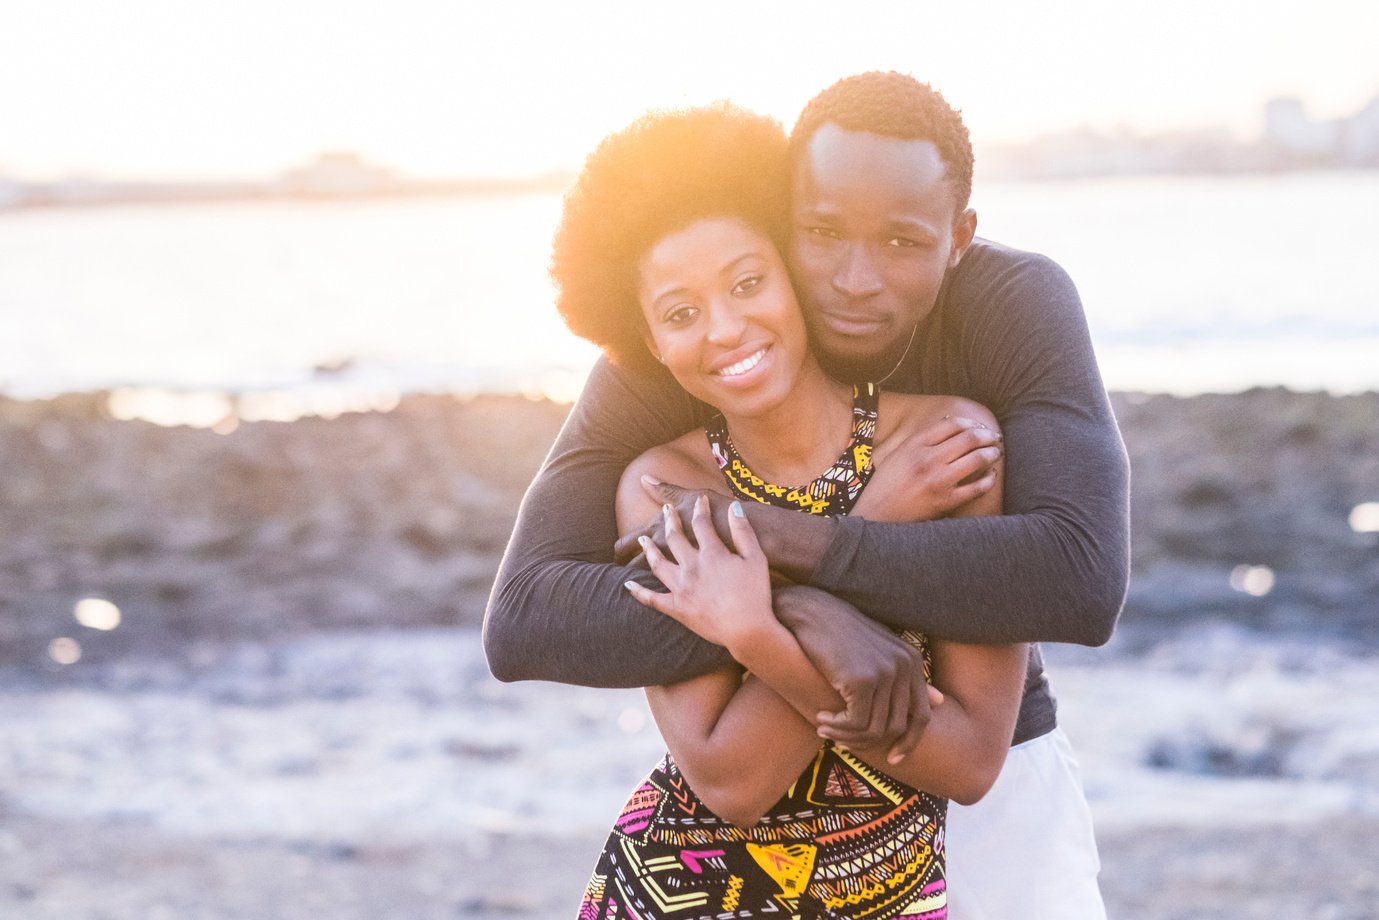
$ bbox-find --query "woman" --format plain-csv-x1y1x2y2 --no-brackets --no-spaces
550,104,1027,920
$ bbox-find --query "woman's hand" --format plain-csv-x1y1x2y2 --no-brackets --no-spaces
624,495,774,654
853,415,1002,522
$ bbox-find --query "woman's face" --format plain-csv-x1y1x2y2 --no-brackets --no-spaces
636,216,809,419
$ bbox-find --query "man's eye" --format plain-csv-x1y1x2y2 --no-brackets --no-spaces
732,275,762,296
885,237,919,248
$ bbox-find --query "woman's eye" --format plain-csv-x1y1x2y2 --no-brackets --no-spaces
809,227,840,240
665,305,697,324
732,275,762,296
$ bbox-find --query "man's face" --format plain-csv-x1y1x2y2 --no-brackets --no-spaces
789,123,976,381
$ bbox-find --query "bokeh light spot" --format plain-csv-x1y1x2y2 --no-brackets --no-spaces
1349,502,1379,534
49,637,82,665
74,597,122,630
1229,565,1275,597
617,707,647,734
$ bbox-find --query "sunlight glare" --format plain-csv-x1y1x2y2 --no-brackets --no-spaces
108,388,235,429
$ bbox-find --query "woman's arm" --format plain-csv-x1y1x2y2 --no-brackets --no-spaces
724,431,1026,806
615,450,829,826
624,423,1025,824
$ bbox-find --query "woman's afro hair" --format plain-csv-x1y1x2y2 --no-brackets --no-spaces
551,102,791,368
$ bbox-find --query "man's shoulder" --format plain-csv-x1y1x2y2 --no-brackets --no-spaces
939,237,1082,336
950,237,1072,297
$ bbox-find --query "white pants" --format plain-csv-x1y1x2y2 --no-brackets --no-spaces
944,727,1106,920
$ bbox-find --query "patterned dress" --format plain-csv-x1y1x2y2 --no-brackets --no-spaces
579,384,946,920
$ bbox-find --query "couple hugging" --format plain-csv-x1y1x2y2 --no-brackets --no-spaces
484,71,1129,920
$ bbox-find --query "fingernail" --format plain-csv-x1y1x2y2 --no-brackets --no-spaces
888,752,904,765
662,503,672,517
642,474,662,486
731,500,744,518
638,535,650,549
623,580,638,592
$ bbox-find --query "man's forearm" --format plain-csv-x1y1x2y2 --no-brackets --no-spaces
748,502,839,583
810,493,1128,646
484,554,733,686
481,356,722,687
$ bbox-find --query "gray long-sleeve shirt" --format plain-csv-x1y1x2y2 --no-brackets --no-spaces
483,238,1131,746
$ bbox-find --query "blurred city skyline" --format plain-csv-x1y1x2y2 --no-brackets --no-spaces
3,0,1377,181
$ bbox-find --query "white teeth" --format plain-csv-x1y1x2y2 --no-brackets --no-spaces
716,349,766,378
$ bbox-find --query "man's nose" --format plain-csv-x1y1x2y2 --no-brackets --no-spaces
832,242,883,298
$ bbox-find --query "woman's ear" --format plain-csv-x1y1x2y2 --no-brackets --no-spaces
642,330,664,364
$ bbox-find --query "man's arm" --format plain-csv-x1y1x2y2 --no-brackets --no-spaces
482,356,732,686
808,248,1130,645
634,248,1127,646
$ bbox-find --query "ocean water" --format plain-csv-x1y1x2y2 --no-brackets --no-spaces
2,172,1376,420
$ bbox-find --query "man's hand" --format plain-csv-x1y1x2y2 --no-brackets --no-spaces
853,416,1002,522
615,476,837,582
773,585,940,764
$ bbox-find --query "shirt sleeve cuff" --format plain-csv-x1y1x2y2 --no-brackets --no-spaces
807,513,866,594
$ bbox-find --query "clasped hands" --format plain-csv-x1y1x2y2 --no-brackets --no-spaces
622,490,935,762
615,414,1001,760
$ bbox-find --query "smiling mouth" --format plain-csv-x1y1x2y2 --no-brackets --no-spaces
714,348,768,378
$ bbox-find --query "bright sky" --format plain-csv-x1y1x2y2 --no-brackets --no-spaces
3,0,1376,180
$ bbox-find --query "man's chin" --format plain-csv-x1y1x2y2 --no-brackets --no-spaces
813,332,910,384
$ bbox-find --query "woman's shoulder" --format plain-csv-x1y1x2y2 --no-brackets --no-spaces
622,429,721,488
615,429,726,532
877,391,999,442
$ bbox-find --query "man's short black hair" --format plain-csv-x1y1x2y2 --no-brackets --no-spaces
791,71,974,211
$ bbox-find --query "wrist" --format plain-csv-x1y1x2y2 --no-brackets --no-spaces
771,584,823,631
725,618,796,672
753,506,835,582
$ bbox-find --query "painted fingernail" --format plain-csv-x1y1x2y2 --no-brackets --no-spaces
731,500,744,518
638,535,650,549
662,503,673,518
641,474,662,486
624,580,638,592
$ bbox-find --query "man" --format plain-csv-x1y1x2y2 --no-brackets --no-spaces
485,72,1128,917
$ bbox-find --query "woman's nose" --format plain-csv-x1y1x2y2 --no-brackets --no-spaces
705,301,746,345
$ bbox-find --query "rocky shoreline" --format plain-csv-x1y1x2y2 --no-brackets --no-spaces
3,387,1377,669
4,385,1379,919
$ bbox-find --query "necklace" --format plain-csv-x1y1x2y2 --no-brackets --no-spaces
876,320,920,385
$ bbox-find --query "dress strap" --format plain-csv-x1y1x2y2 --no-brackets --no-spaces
706,383,878,516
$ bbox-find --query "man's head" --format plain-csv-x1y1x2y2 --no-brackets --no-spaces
788,72,978,382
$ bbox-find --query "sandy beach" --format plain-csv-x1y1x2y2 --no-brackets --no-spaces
2,388,1378,918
